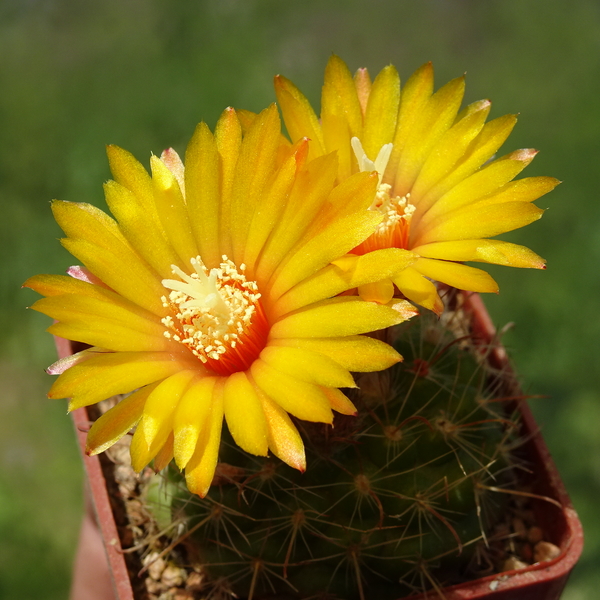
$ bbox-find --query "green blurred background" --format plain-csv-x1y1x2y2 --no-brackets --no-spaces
1,1,598,598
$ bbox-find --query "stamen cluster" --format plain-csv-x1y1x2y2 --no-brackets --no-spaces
161,256,264,371
351,137,416,252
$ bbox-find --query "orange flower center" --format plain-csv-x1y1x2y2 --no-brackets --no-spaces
351,137,416,255
161,257,269,376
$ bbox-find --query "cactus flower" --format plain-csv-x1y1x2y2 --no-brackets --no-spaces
25,105,417,496
275,56,559,313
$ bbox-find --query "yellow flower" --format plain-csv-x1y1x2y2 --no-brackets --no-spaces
275,56,559,313
25,105,416,497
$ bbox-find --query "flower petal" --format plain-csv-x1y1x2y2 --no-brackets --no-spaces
215,107,242,260
414,257,499,293
419,149,539,223
260,345,356,389
33,294,168,352
150,155,199,266
270,296,408,339
362,64,400,161
60,238,166,316
242,145,302,274
48,351,185,410
86,383,158,456
173,376,218,469
185,121,222,268
275,74,325,160
414,239,546,269
267,210,382,303
250,359,333,423
417,201,544,245
153,432,175,472
320,387,357,416
104,180,183,278
392,266,444,314
321,55,363,142
271,336,402,372
413,114,518,218
256,152,338,284
410,99,491,203
223,371,269,457
230,104,282,267
185,379,225,497
138,370,197,456
357,279,395,304
106,145,158,222
392,69,465,194
273,248,416,317
255,388,305,472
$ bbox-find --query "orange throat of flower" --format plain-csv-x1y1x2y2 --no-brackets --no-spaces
161,257,269,376
350,137,415,256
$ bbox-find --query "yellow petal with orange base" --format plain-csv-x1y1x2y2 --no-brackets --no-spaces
230,105,282,267
357,279,395,304
250,359,333,424
260,346,356,389
150,155,199,266
417,201,544,245
215,108,242,260
185,379,225,497
223,371,269,457
256,153,338,285
362,64,400,161
61,238,165,316
392,266,444,315
48,351,183,410
414,258,499,293
104,180,183,278
267,211,382,303
153,433,175,472
272,248,416,318
172,376,218,469
184,122,222,269
414,239,546,269
255,387,306,472
274,74,325,160
271,336,402,372
420,149,539,220
271,296,408,339
106,145,158,223
86,383,158,456
320,386,357,416
138,370,197,453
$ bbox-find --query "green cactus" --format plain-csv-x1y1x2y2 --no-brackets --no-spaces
151,303,520,600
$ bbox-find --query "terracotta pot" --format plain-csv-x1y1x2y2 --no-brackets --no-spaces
59,294,583,600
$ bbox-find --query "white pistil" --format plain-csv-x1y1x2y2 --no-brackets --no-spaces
351,136,415,238
161,256,261,363
351,137,393,186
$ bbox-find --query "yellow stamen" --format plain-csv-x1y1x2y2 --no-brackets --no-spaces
161,256,265,372
351,137,416,251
